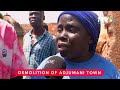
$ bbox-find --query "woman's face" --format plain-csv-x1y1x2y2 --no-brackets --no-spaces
56,14,92,60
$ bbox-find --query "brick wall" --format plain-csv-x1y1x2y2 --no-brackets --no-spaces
101,11,120,71
47,23,57,36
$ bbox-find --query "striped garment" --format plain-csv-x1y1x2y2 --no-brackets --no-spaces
23,29,58,69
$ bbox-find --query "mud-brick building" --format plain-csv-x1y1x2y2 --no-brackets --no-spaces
100,11,120,71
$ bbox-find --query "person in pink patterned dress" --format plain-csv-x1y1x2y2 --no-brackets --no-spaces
0,19,29,79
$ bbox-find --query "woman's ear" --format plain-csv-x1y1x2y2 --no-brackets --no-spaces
88,36,93,44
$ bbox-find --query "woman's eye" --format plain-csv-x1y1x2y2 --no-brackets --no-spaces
70,28,75,31
58,28,62,33
68,27,78,33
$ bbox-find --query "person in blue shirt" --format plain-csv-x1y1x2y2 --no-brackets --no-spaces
32,11,120,79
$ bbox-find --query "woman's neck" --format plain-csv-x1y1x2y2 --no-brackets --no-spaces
69,52,94,63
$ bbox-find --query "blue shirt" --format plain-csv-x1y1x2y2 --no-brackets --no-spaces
32,53,120,79
23,29,58,69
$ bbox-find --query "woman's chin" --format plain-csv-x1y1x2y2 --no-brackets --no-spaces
58,48,68,53
59,49,69,58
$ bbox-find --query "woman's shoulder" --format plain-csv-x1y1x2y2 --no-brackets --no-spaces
96,53,119,72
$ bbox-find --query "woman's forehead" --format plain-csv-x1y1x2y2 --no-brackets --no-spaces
58,14,80,23
59,14,75,19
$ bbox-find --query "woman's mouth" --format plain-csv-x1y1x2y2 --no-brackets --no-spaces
57,42,70,51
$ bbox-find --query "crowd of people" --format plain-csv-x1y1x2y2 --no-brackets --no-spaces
0,11,120,79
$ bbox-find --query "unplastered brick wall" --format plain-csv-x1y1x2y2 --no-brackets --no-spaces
102,11,120,71
96,20,108,55
48,23,57,36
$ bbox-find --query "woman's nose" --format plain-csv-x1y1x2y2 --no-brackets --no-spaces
60,29,68,37
58,30,68,42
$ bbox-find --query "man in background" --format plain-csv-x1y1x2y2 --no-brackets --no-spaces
23,11,58,71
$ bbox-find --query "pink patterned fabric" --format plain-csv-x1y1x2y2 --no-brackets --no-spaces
0,19,29,79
